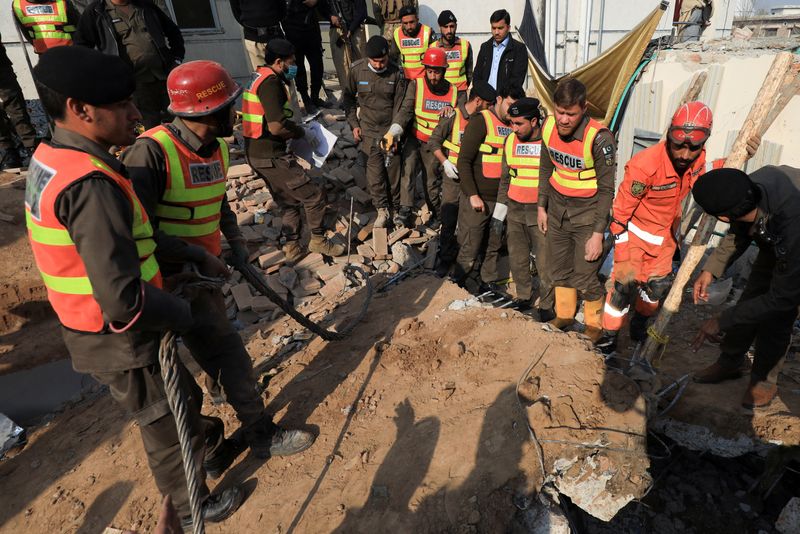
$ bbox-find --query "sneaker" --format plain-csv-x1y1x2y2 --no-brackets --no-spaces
308,234,345,257
180,485,243,529
374,207,390,229
282,240,308,265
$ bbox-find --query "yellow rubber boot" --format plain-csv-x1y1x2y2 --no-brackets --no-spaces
583,298,605,343
549,287,578,330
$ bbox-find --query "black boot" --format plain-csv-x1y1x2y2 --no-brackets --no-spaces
537,307,555,323
596,331,618,356
180,485,244,530
203,438,246,479
0,148,23,171
395,206,414,229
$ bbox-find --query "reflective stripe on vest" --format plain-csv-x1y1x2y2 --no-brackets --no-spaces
25,143,161,333
12,0,74,54
541,115,605,198
443,108,468,165
504,133,541,204
393,25,431,79
431,39,469,91
413,80,457,142
242,66,293,139
478,109,512,179
141,125,230,257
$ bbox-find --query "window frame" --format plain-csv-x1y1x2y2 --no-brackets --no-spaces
163,0,225,35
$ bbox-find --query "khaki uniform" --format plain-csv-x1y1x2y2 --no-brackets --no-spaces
342,58,407,210
428,102,472,266
105,0,171,128
46,127,222,517
496,141,552,308
538,116,616,301
123,119,270,431
452,108,507,283
245,73,330,240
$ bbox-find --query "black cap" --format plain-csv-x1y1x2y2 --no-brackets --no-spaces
267,38,295,58
438,10,457,26
399,5,416,18
470,80,497,102
365,36,389,58
692,168,758,218
33,46,135,105
508,97,542,120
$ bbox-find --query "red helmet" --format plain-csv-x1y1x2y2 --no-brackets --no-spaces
422,47,447,69
167,60,242,117
668,101,713,146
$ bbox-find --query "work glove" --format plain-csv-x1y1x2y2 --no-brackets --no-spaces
490,203,507,236
442,160,459,180
227,239,250,266
380,123,403,151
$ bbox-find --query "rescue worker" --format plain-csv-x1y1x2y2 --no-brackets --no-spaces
0,36,39,170
599,103,761,354
537,78,616,342
389,46,456,227
492,97,553,319
328,0,368,88
452,85,524,287
242,38,345,262
690,166,800,408
429,10,472,98
342,36,407,228
379,0,416,43
12,0,80,54
429,80,496,277
25,46,240,527
389,5,435,81
123,60,315,463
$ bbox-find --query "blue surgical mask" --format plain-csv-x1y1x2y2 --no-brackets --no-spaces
285,64,298,80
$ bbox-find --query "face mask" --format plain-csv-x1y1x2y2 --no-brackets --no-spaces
368,63,387,74
284,64,298,81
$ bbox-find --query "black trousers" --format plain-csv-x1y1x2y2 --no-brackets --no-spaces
0,67,37,150
285,26,324,100
718,249,796,384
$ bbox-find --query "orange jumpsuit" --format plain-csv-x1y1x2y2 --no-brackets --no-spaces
602,141,720,331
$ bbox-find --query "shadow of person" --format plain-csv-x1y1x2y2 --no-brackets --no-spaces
332,398,440,533
75,480,134,534
0,395,126,529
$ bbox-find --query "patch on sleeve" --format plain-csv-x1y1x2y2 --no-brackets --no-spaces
602,143,616,167
630,180,646,198
25,157,57,221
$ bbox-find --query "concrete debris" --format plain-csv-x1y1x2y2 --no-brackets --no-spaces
776,497,800,534
650,418,775,457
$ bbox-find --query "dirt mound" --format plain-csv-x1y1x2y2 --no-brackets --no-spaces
1,275,630,533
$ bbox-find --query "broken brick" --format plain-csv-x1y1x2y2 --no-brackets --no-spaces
230,283,253,311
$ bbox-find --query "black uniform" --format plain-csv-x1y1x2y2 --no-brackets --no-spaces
702,166,800,384
0,38,38,167
283,0,331,106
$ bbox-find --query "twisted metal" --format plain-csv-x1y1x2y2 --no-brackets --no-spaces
159,329,205,534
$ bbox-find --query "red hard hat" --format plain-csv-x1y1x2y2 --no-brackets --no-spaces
668,101,713,146
422,47,447,69
167,60,242,117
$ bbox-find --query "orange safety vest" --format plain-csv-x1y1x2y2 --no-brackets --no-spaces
442,107,469,165
431,38,469,91
140,125,230,257
413,79,457,142
478,109,512,179
12,0,75,54
25,143,162,333
541,115,606,198
504,133,541,204
393,24,432,80
241,66,293,139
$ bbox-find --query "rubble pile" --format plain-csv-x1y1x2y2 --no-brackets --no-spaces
221,114,439,327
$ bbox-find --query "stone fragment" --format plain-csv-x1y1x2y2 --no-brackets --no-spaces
258,249,285,269
236,212,255,226
227,163,253,178
372,227,389,257
278,266,298,289
319,272,347,298
251,296,277,313
388,227,410,245
357,244,375,259
345,186,371,205
230,284,253,311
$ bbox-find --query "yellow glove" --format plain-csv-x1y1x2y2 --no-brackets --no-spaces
380,132,395,152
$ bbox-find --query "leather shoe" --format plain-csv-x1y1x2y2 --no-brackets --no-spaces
693,360,750,384
180,485,243,529
741,381,778,409
249,426,315,460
